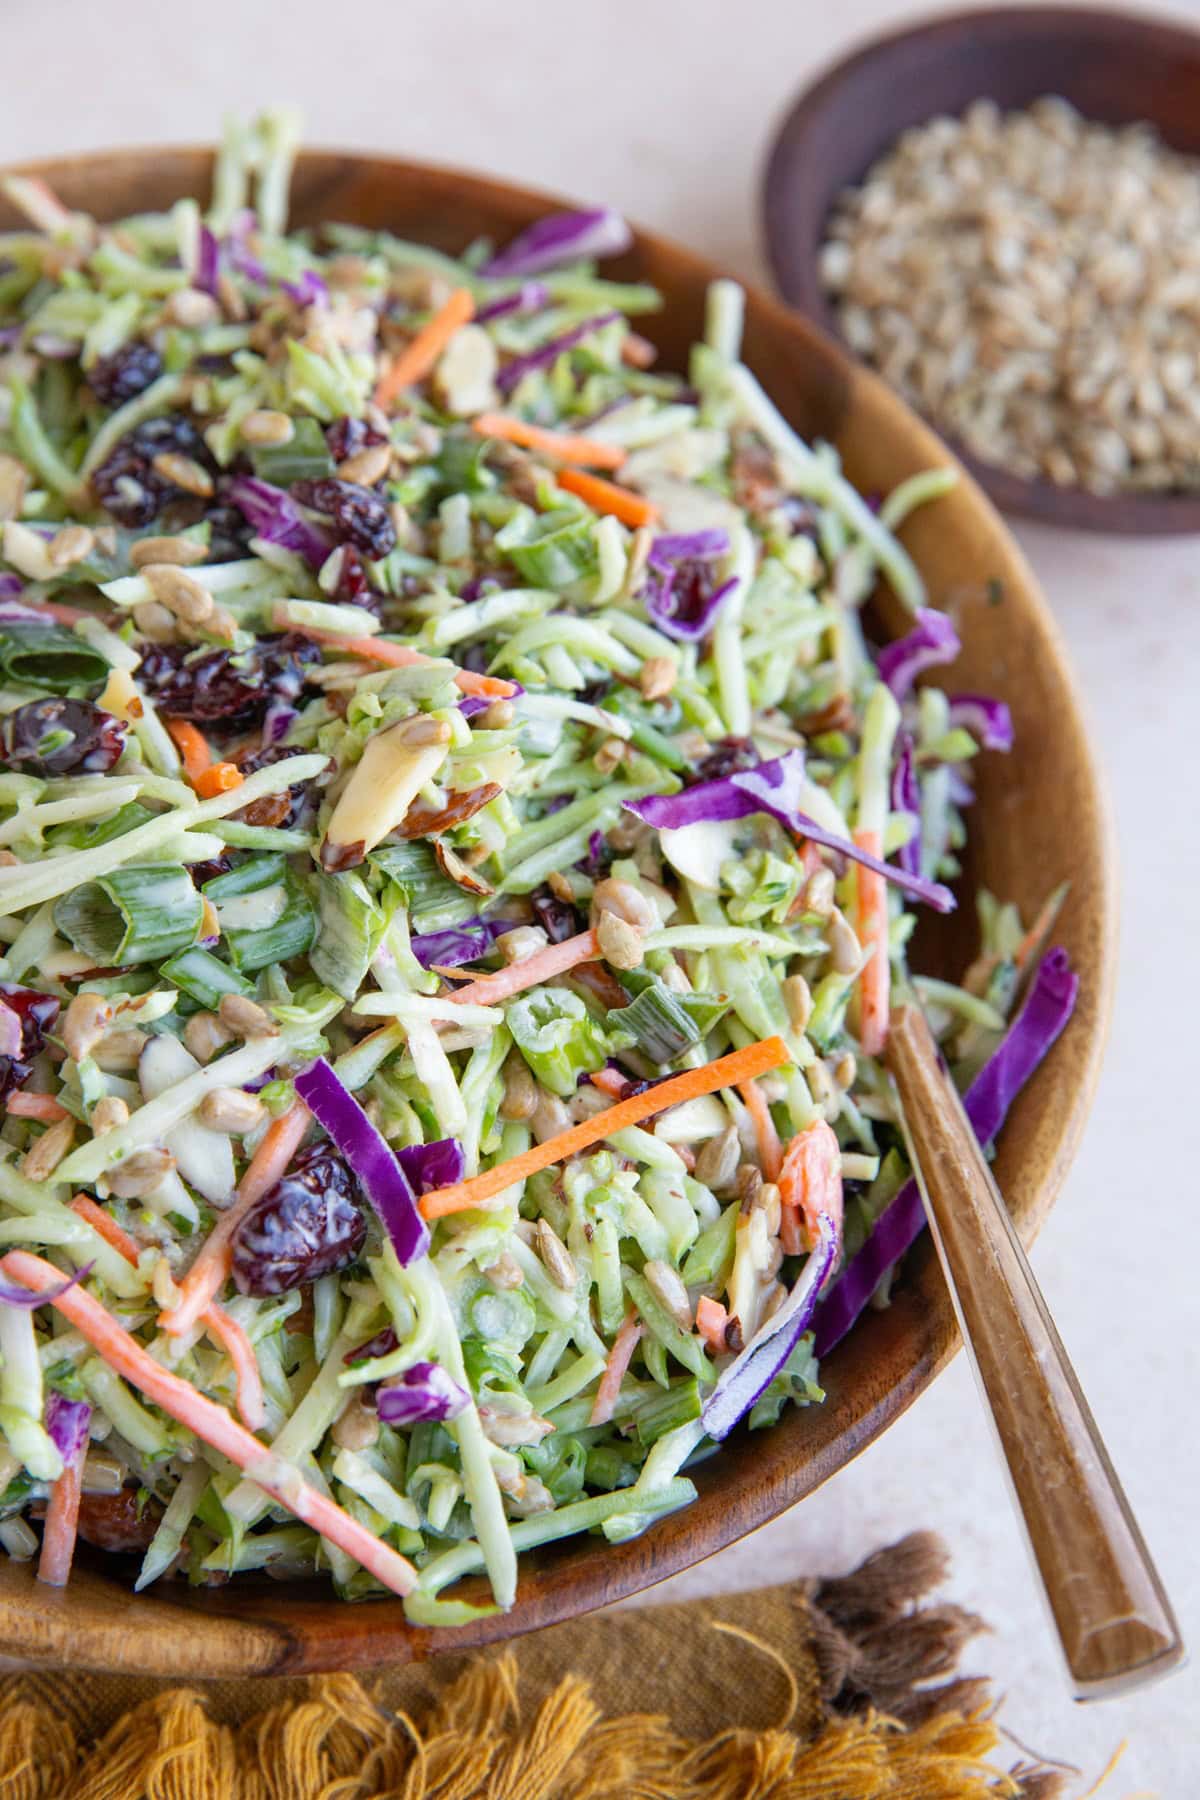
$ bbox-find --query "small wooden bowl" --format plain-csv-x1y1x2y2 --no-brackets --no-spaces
763,6,1200,534
0,147,1115,1677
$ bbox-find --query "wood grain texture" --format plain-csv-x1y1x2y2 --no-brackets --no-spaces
0,146,1116,1677
763,5,1200,535
887,1005,1182,1699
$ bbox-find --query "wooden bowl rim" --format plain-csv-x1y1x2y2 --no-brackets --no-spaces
762,2,1200,536
0,142,1117,1676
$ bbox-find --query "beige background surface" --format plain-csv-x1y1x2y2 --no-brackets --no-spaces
1,0,1198,1787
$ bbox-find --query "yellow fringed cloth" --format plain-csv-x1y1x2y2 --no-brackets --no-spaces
0,1534,1067,1800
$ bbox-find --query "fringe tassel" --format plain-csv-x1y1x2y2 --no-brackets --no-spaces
0,1535,1069,1800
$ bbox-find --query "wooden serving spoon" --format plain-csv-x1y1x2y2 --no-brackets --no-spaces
886,1003,1184,1700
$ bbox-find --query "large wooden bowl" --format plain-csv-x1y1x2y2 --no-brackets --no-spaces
0,148,1115,1677
763,6,1200,535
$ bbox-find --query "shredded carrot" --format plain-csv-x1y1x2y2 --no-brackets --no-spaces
589,1308,644,1426
5,1091,69,1122
778,1119,844,1252
70,1196,265,1432
69,1193,140,1263
587,1066,629,1099
1015,883,1068,970
275,618,517,699
31,598,88,627
695,1294,729,1356
446,929,599,1010
620,333,657,370
164,717,213,784
0,1249,417,1597
422,1036,790,1219
471,412,627,471
374,287,475,408
194,761,244,799
200,1305,266,1434
160,1102,310,1340
37,1456,83,1588
739,1079,783,1183
555,466,660,528
779,1204,804,1257
853,827,889,1058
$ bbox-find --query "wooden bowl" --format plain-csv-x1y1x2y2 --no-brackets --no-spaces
763,5,1200,535
0,147,1115,1677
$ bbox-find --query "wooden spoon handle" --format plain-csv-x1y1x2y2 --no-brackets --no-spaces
887,1004,1184,1699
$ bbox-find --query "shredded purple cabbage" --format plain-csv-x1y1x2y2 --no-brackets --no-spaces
194,226,220,298
702,1214,838,1440
497,311,623,394
282,269,329,309
397,1136,466,1195
225,210,269,285
480,209,632,280
814,948,1079,1355
292,1057,429,1265
410,918,502,969
645,570,736,644
0,1263,91,1312
626,750,955,912
227,475,330,570
44,1391,91,1466
876,608,961,700
475,282,550,323
376,1360,469,1426
947,694,1014,752
0,574,25,601
647,530,730,570
891,732,921,878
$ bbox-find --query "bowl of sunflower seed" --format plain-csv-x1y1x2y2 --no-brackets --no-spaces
764,5,1200,533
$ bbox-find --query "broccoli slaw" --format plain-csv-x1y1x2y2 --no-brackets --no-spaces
0,111,1077,1613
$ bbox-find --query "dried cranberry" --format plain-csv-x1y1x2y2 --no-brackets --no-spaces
531,887,581,943
187,855,231,890
328,542,382,611
291,478,397,559
343,1326,398,1365
325,416,387,464
0,983,61,1107
231,1143,367,1296
2,699,128,777
137,633,319,728
91,414,215,527
87,341,164,409
231,742,310,829
74,1488,162,1552
203,501,257,562
692,738,759,784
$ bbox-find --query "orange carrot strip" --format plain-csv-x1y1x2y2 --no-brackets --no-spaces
422,1037,790,1219
69,1193,140,1263
200,1305,266,1434
1015,884,1068,971
194,762,244,799
374,287,475,408
589,1308,644,1426
779,1205,804,1257
0,1249,417,1597
695,1294,729,1356
853,827,889,1058
588,1067,628,1099
275,618,517,699
69,1196,265,1432
739,1079,783,1183
164,717,213,784
555,467,660,528
471,412,627,471
778,1119,844,1251
37,1456,83,1588
160,1102,310,1340
446,929,599,1011
5,1092,69,1122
